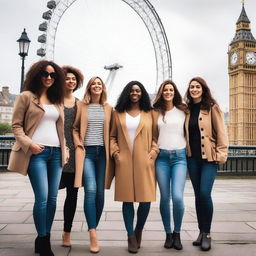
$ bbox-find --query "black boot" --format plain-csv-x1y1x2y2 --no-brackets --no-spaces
164,233,173,248
134,227,142,249
35,236,40,253
38,235,54,256
201,233,211,251
45,234,54,256
172,232,183,250
192,232,202,246
128,235,138,254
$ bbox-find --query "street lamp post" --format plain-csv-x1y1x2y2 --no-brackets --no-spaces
17,28,31,92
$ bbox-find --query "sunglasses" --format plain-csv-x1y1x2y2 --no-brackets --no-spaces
41,71,57,79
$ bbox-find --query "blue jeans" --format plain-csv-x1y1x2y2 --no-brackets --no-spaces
156,148,187,233
187,157,217,233
122,202,151,236
28,147,62,237
83,146,106,229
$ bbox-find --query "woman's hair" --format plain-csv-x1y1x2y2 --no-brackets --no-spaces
153,80,187,118
115,81,151,112
83,76,107,105
62,65,84,91
185,76,217,111
23,60,65,104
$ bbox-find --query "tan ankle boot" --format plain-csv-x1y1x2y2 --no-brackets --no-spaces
62,232,71,247
89,229,100,253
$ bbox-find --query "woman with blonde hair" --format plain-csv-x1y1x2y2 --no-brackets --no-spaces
73,76,112,253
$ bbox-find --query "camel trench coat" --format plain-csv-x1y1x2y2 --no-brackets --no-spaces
185,104,228,164
108,110,159,202
8,91,67,175
72,101,113,188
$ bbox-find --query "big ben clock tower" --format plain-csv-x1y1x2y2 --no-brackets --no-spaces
228,2,256,145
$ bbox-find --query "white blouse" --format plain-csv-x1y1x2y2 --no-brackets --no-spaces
126,113,141,149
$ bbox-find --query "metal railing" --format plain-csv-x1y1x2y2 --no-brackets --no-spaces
0,136,255,175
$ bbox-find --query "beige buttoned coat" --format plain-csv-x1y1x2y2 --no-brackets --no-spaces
108,110,158,202
72,101,113,188
185,104,228,164
7,91,67,175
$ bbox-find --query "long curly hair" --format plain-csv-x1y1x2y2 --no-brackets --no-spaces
115,81,151,113
153,80,187,119
62,65,84,91
185,77,217,111
23,60,65,104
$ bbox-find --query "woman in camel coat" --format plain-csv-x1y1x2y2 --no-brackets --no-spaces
108,81,158,253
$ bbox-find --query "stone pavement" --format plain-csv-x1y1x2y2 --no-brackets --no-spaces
0,172,256,256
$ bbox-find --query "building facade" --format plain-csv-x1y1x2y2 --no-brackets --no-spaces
228,3,256,145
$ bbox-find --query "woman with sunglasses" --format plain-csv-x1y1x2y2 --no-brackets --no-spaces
152,80,187,250
59,66,84,247
8,60,68,256
73,76,112,253
184,77,228,251
108,81,158,254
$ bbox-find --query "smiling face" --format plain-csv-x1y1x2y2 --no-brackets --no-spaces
189,80,203,103
65,72,77,92
41,65,56,89
162,83,174,103
130,84,142,103
90,78,103,96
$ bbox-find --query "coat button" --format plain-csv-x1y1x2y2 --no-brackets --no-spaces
201,136,204,139
199,117,202,120
201,128,204,131
202,152,205,155
202,144,204,147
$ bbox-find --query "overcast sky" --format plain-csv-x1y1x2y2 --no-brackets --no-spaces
1,0,256,110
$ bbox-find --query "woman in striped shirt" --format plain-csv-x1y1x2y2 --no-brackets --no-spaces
73,77,112,253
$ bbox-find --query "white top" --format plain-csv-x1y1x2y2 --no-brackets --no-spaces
126,113,141,149
157,107,186,150
32,104,60,147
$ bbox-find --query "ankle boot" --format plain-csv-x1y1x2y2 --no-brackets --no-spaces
201,233,211,251
36,236,54,256
45,234,54,256
35,236,40,253
192,232,202,246
89,229,100,253
172,232,183,250
134,227,142,249
128,235,138,254
164,233,173,248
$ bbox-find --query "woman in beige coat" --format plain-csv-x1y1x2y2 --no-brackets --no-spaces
73,76,112,253
109,81,158,253
184,77,228,251
8,60,67,256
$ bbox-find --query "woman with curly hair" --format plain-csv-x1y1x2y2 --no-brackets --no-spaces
108,81,158,253
185,77,228,251
8,60,68,256
152,80,187,250
59,66,84,247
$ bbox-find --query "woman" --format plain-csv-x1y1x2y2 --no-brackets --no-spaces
108,81,158,254
152,80,187,250
184,77,228,251
73,76,112,253
8,60,68,256
59,66,84,247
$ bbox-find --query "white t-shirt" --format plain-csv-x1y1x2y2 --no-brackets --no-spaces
126,112,141,149
157,107,186,150
32,104,60,147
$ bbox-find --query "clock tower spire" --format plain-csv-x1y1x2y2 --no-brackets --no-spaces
228,2,256,145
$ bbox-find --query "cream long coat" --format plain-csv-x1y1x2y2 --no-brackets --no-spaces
108,110,159,202
185,104,228,164
72,101,113,188
8,91,67,175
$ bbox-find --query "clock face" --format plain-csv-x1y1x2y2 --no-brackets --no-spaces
230,52,238,65
246,51,256,65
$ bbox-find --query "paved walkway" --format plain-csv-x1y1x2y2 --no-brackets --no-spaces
0,172,256,256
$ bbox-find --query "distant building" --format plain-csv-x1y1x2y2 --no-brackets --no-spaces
0,87,17,124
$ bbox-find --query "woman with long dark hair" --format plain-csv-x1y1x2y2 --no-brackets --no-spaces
8,60,68,256
152,80,187,250
73,76,112,253
108,81,158,253
59,65,84,247
184,77,228,251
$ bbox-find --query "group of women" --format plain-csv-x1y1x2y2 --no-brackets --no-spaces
8,60,228,256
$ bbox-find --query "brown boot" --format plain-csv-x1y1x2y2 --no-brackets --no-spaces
134,227,142,249
62,232,71,247
88,229,100,253
128,235,138,253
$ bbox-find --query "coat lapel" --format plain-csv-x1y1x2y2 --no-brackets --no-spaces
32,95,44,112
134,111,145,139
